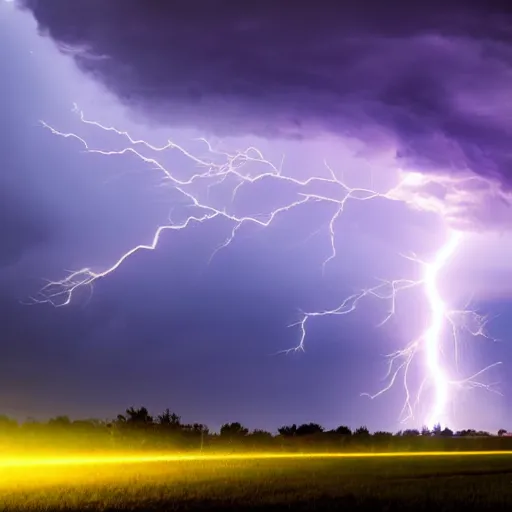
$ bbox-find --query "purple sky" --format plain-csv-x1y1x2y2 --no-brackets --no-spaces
0,1,511,433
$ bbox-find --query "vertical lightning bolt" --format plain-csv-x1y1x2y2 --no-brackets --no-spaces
34,105,501,428
291,228,500,427
423,231,461,428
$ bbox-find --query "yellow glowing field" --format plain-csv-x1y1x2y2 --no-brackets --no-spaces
2,451,512,510
2,450,512,468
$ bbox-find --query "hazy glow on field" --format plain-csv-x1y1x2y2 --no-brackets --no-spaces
2,451,512,469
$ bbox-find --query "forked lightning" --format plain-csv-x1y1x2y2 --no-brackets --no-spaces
35,105,501,428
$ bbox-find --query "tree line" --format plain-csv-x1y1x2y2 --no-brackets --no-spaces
0,407,510,453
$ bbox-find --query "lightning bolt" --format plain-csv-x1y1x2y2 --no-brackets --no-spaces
290,229,500,427
35,104,501,428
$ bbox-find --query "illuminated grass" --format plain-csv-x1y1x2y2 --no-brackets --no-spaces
2,453,512,511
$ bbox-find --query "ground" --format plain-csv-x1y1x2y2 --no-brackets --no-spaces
2,453,512,511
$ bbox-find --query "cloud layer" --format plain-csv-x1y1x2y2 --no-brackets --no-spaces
17,0,512,229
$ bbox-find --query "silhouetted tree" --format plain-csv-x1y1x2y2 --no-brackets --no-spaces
353,426,370,437
421,426,431,436
440,427,454,437
71,419,99,431
250,429,273,440
432,423,442,436
0,415,18,430
498,429,507,437
157,409,181,428
220,422,249,438
334,425,352,436
191,423,209,435
278,424,297,437
373,431,393,440
180,423,208,435
125,407,153,426
456,429,477,437
402,429,420,437
48,416,71,427
20,417,41,432
296,423,324,436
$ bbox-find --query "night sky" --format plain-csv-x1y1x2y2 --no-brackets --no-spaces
1,0,512,434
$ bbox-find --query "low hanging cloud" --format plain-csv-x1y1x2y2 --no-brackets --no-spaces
16,0,512,230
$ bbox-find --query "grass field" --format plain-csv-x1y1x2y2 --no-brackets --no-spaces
2,452,512,511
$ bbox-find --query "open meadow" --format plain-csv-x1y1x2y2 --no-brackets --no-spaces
2,452,512,511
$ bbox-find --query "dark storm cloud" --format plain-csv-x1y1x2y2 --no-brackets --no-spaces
16,0,512,190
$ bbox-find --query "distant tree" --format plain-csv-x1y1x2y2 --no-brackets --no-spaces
440,427,454,437
71,419,98,431
178,423,209,451
456,429,477,437
421,426,431,436
125,407,153,426
498,429,508,437
220,422,249,438
373,431,393,440
0,415,17,430
278,424,297,437
180,423,208,434
431,423,442,436
353,426,370,437
20,417,41,432
401,429,420,437
157,409,181,428
334,425,352,436
82,418,104,427
250,429,273,440
296,423,324,436
48,416,71,427
191,423,209,435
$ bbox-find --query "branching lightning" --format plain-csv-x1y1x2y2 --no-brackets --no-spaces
35,105,501,428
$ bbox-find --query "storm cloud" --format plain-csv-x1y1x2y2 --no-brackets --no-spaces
16,0,512,197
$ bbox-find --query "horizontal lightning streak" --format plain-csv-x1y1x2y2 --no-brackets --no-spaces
37,109,392,307
2,451,512,469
